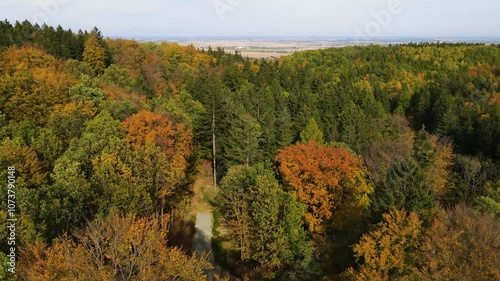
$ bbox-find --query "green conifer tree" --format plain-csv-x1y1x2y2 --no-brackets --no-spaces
300,117,324,144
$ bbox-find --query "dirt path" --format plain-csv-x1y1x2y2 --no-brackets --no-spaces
190,162,236,280
191,162,216,261
190,162,216,279
193,212,215,262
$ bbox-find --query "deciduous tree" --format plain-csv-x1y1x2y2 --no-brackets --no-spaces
419,205,500,281
346,209,423,281
19,212,211,280
218,164,314,279
122,110,192,183
83,32,106,75
0,46,76,124
276,141,373,233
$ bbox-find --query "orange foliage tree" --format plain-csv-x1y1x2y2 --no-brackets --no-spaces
122,111,193,213
276,141,373,233
122,111,192,172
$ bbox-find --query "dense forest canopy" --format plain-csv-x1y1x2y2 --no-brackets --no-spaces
0,20,499,280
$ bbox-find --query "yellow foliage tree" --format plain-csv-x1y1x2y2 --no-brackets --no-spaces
83,33,106,75
346,209,423,281
19,212,212,280
0,46,76,124
425,136,453,194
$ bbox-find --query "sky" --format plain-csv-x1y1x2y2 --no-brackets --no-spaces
0,0,499,38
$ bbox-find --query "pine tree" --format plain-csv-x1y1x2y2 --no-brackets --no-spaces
274,89,294,148
372,158,435,224
0,20,13,49
300,117,324,144
189,68,230,185
224,103,262,167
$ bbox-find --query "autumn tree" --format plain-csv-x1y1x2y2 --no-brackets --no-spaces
346,208,423,281
129,142,183,216
62,111,127,177
19,111,130,240
137,46,168,97
19,212,212,280
419,205,500,281
0,46,76,124
122,111,193,214
276,141,373,233
122,111,192,183
362,115,415,184
0,138,46,189
91,151,152,215
450,155,487,204
217,165,252,260
83,32,106,75
0,138,48,242
412,129,453,195
106,39,144,78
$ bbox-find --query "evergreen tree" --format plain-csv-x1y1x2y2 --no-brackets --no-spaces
252,85,277,159
413,128,434,166
274,89,294,148
189,68,230,184
299,117,324,144
338,102,373,153
224,103,262,167
0,20,13,49
372,158,435,224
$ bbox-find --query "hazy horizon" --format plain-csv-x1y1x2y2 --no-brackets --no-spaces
1,0,499,38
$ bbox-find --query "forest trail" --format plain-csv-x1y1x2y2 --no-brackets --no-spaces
191,161,215,257
193,212,215,262
190,161,218,278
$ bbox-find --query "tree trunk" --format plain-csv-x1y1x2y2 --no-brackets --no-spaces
212,109,217,188
246,119,250,167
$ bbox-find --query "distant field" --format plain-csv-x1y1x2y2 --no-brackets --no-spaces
168,38,342,59
133,36,500,59
235,50,293,59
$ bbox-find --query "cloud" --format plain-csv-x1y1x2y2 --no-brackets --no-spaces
0,0,499,37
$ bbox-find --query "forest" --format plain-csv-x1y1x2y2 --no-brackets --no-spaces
0,20,499,280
